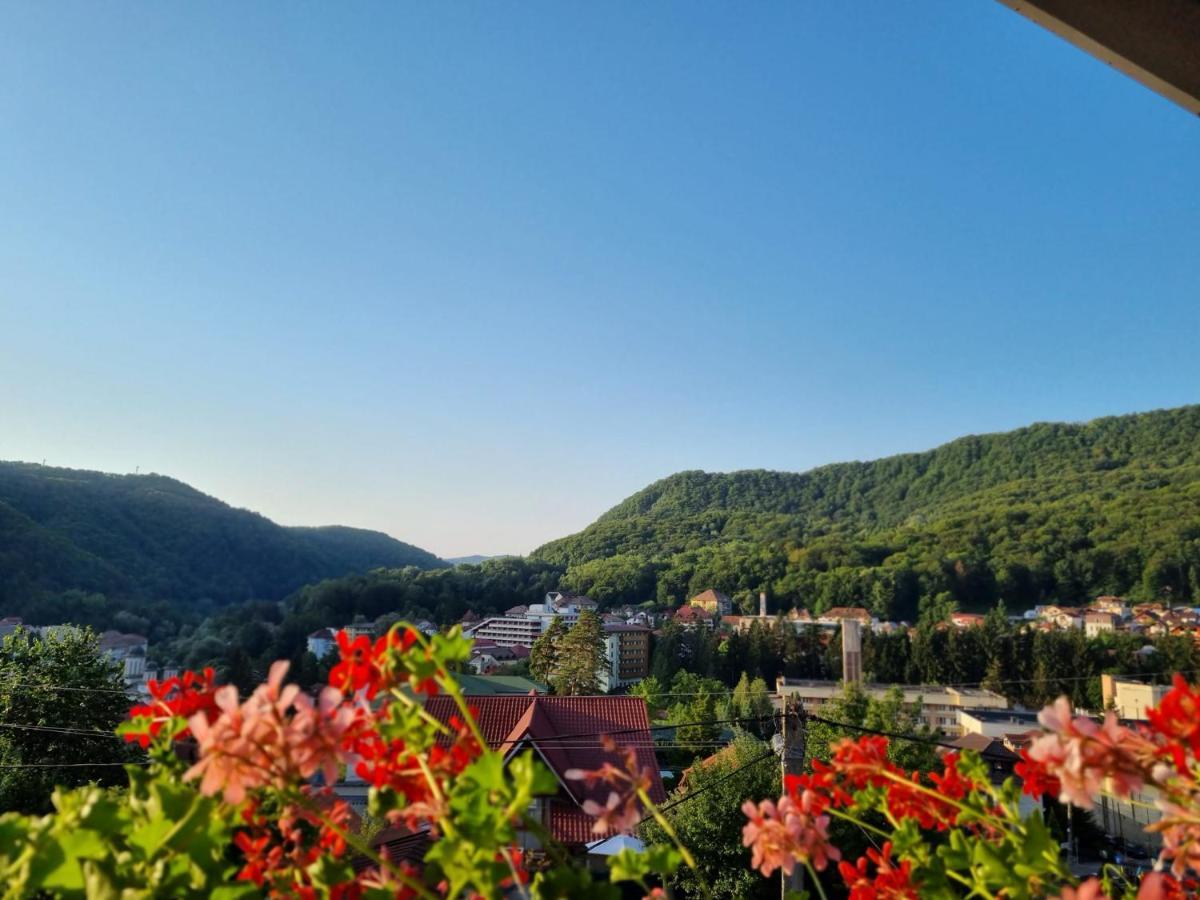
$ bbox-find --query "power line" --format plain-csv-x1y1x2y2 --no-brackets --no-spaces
0,760,148,769
486,713,779,745
0,722,126,740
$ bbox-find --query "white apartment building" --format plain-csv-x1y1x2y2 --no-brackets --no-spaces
465,616,544,648
775,677,1008,735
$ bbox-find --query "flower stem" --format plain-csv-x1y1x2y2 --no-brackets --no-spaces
804,860,829,900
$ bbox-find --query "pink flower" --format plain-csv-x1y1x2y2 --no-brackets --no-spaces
1053,877,1109,900
582,790,642,835
1028,697,1152,809
185,661,355,805
742,794,840,878
1150,801,1200,879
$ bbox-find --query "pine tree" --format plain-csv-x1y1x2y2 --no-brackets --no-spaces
529,616,566,686
550,611,606,696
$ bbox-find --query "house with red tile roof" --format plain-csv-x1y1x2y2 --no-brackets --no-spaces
423,695,665,850
950,612,987,629
673,605,713,630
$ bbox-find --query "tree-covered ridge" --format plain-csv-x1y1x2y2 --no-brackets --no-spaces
0,461,444,608
590,405,1200,528
534,405,1200,615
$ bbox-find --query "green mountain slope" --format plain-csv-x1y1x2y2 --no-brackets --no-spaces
0,462,444,608
533,406,1200,617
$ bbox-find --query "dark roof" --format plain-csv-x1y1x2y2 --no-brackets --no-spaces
946,733,1020,764
602,623,651,634
960,709,1041,725
361,825,432,871
424,695,665,845
97,630,148,651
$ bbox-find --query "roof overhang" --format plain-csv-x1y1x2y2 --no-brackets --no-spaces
995,0,1200,116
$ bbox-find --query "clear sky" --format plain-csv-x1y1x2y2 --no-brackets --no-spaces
1,4,1196,559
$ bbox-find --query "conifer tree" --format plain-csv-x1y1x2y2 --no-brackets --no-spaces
529,615,566,686
549,610,606,696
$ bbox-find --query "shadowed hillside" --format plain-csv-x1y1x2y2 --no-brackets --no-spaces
0,463,444,608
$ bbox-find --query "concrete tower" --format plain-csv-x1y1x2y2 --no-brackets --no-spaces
841,619,863,684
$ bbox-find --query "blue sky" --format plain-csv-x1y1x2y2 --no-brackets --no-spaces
1,4,1196,558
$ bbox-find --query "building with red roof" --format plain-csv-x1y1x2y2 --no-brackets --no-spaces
673,605,713,630
424,695,665,849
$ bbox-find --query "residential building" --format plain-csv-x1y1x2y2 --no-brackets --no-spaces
688,589,733,617
672,605,713,630
96,630,150,688
544,591,598,612
958,708,1043,741
1092,596,1129,616
341,620,375,641
950,612,987,629
464,615,544,648
423,695,665,850
1084,611,1116,638
0,617,23,637
467,642,530,674
816,607,872,627
307,628,336,660
1101,675,1170,721
600,624,650,692
526,601,582,629
775,677,1008,735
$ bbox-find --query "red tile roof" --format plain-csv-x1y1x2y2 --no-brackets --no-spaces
673,606,711,622
424,695,665,845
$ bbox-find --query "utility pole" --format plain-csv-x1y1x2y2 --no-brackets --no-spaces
778,695,807,899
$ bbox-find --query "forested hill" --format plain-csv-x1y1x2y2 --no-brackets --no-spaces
533,406,1200,618
0,462,444,610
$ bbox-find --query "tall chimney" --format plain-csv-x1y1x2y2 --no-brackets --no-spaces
841,619,863,684
759,592,768,618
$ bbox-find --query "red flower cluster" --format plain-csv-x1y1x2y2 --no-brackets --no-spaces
787,738,980,833
124,667,220,747
340,705,480,830
329,628,436,700
234,790,358,898
1146,674,1200,772
838,841,918,899
1015,747,1062,801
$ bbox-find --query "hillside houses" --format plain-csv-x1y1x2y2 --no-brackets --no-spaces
1021,599,1200,640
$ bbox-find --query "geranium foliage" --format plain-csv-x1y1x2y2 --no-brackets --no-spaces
0,624,1192,898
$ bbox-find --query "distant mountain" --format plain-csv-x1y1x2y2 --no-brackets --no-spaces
0,462,444,608
446,555,498,566
533,405,1200,616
